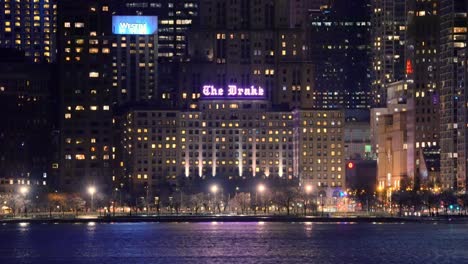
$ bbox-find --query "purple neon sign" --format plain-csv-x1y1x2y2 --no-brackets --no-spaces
201,85,266,99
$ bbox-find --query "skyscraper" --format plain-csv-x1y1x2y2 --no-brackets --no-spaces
58,0,115,191
176,0,314,110
113,1,198,62
112,16,159,105
371,0,407,106
439,0,468,191
58,1,160,192
0,0,57,63
406,0,440,188
309,0,372,109
112,1,199,108
0,49,56,189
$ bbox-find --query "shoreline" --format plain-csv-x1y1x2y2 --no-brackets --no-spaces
1,215,468,224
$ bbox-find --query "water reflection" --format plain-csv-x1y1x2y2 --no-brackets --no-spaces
0,222,466,263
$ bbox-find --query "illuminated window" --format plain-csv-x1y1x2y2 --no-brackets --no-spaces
75,154,85,160
89,72,99,78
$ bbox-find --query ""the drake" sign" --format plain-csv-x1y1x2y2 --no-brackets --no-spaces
201,85,266,99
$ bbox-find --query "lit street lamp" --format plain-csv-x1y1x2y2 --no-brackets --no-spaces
257,184,266,214
304,185,312,216
19,186,29,217
320,193,324,217
210,184,218,213
88,186,96,212
210,184,218,194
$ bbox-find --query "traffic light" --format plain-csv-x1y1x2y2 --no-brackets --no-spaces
347,162,355,169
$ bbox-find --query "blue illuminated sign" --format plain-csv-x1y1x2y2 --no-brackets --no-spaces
112,16,158,35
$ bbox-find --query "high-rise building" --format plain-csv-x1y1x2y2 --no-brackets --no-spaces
0,49,57,189
0,0,57,63
371,0,407,106
175,0,314,110
112,16,159,105
113,1,198,62
58,1,160,192
309,0,372,110
112,1,199,108
439,0,468,191
406,0,441,189
58,0,115,192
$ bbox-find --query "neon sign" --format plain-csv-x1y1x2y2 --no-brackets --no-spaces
112,16,158,35
201,85,266,99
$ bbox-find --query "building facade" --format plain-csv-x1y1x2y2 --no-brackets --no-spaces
118,99,345,200
0,0,57,63
373,81,415,191
405,0,441,189
58,0,115,192
309,0,372,109
0,51,57,189
171,0,314,110
58,1,161,192
371,0,407,106
439,0,468,191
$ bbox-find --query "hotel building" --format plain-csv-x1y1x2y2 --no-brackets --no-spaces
58,0,159,192
119,97,345,200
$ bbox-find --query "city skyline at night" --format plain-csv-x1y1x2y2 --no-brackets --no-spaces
2,1,468,263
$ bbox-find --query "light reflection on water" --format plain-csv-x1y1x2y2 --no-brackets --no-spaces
0,222,467,264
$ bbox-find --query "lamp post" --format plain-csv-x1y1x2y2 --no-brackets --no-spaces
320,193,324,217
305,185,312,216
257,184,266,214
88,186,96,213
210,184,218,213
19,186,29,218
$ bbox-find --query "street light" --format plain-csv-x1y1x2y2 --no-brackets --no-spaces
210,184,218,194
257,184,265,193
210,184,218,213
257,184,266,214
320,193,324,217
88,186,96,213
304,185,312,216
19,186,29,218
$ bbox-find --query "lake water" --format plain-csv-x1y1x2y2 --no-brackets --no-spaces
1,221,467,264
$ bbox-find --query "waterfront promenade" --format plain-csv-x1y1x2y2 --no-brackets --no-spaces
1,213,467,224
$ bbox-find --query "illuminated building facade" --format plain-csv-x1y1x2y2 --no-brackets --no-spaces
173,0,314,110
439,0,468,191
371,0,407,106
112,16,159,104
114,0,197,61
119,100,345,200
113,1,199,108
309,0,372,110
405,0,441,189
58,0,115,191
0,0,57,63
374,81,415,191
